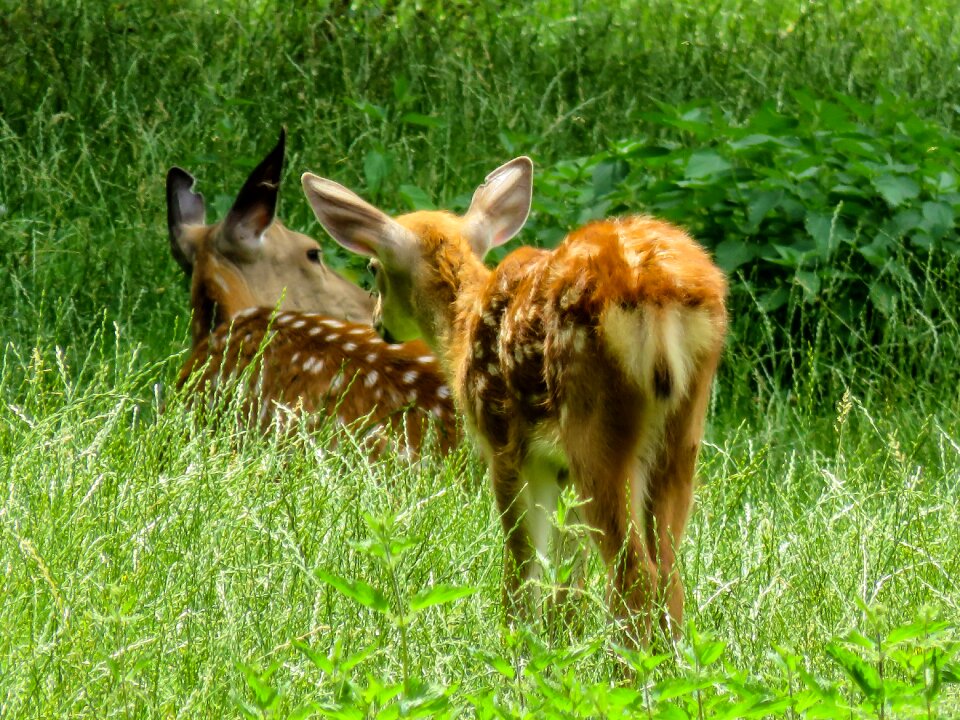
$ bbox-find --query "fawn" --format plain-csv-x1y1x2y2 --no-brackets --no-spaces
166,130,458,455
301,158,727,640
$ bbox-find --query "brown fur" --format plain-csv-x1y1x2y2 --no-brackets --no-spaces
179,308,458,456
301,163,726,639
399,214,726,639
169,153,459,457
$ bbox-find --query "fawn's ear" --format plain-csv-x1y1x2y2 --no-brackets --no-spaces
220,128,285,259
301,172,405,258
464,156,533,257
166,166,206,274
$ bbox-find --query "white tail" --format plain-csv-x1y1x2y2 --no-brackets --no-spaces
302,159,728,640
166,131,459,456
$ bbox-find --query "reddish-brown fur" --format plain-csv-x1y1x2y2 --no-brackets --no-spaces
178,307,458,455
302,160,727,640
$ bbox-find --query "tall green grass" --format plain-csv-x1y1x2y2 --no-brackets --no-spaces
2,1,959,716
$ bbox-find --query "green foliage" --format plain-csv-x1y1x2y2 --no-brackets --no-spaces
3,0,960,717
524,92,960,331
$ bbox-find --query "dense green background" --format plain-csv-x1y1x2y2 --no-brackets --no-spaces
1,1,958,717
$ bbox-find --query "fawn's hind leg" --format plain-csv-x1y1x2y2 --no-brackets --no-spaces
645,358,719,637
562,403,658,644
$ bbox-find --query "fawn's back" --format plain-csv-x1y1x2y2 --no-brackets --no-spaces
454,215,726,450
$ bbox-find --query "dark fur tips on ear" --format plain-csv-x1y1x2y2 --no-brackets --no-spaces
166,167,205,274
224,129,286,235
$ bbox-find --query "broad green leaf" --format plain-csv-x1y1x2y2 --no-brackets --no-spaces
728,133,787,150
695,639,726,666
869,282,898,316
826,642,883,700
401,112,446,129
745,190,781,232
758,287,789,312
921,201,953,238
408,584,476,612
831,137,879,159
684,150,732,180
294,640,334,674
315,569,390,614
886,620,949,647
397,184,435,211
476,651,516,679
349,99,386,121
655,676,714,700
805,212,850,257
873,174,920,207
592,158,629,198
289,702,321,720
363,149,391,194
795,270,821,299
340,644,376,672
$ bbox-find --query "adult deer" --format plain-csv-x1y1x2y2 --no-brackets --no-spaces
166,131,458,455
301,158,727,640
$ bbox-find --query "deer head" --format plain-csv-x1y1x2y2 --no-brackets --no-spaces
300,158,533,349
301,158,728,643
166,129,375,347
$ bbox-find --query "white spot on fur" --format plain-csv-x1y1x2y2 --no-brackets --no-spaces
365,370,379,387
437,385,451,399
365,353,378,363
344,342,357,352
330,375,344,392
292,320,307,329
319,319,344,329
309,326,324,337
349,327,369,336
560,285,582,310
403,370,418,384
212,273,230,296
327,333,340,342
417,355,434,364
236,307,259,320
291,352,301,364
276,313,293,324
572,327,587,352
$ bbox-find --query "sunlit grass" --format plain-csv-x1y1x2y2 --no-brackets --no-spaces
2,0,959,716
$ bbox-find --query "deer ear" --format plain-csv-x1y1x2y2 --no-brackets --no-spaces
464,156,533,257
220,128,285,258
301,172,403,258
166,166,206,275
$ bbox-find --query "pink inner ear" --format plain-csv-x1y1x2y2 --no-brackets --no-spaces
343,232,378,258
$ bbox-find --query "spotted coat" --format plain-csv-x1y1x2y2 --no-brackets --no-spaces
178,307,459,457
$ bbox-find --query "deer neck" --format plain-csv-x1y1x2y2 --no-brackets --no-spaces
190,250,257,347
425,245,490,364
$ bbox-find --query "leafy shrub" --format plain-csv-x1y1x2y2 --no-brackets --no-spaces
522,91,960,342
